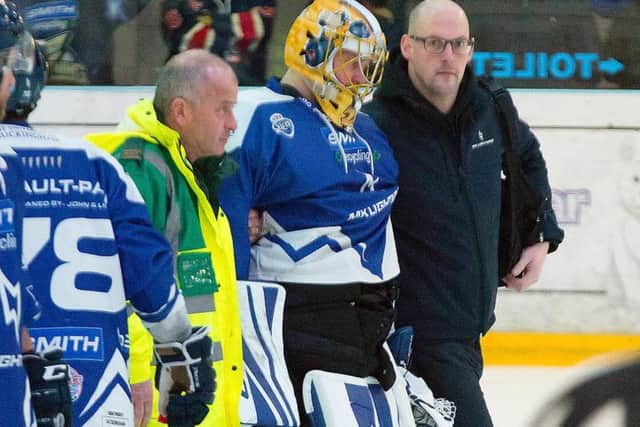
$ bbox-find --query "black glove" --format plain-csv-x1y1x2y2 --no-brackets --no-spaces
154,326,216,427
22,349,73,427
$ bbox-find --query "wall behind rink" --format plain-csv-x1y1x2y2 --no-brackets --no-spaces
491,91,640,337
27,87,640,352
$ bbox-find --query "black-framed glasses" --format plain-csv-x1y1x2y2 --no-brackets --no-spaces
409,35,475,54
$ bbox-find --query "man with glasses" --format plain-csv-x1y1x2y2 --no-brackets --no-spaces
363,1,563,426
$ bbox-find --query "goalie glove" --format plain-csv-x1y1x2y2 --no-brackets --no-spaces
154,326,216,427
22,349,73,427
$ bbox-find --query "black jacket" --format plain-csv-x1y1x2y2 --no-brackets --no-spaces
363,50,563,341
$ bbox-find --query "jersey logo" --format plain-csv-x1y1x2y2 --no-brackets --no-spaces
358,172,379,192
43,363,69,381
471,129,494,150
322,127,357,146
270,113,295,138
347,190,397,221
69,365,83,402
30,327,104,361
321,127,381,171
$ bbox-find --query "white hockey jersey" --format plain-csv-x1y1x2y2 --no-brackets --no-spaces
1,124,183,427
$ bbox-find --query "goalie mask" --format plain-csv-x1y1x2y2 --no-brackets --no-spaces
285,0,387,128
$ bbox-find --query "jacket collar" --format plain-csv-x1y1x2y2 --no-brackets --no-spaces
127,99,182,149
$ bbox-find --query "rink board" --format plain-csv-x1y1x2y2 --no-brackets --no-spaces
28,86,640,364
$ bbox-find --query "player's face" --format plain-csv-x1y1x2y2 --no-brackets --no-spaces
186,67,238,159
333,49,368,87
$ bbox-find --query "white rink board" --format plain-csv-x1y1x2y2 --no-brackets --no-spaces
496,128,640,333
28,87,640,333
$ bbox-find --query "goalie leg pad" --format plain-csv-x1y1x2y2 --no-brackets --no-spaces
22,349,73,427
302,370,402,427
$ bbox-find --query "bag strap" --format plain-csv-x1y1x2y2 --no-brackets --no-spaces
480,77,546,232
478,77,520,153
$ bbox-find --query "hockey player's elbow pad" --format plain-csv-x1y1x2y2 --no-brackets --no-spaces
153,326,216,426
22,349,73,427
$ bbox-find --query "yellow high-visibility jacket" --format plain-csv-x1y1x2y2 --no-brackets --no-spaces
87,99,242,426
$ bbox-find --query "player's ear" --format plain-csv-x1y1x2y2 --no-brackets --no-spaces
168,96,191,128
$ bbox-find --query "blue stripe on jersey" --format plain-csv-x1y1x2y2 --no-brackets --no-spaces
264,234,347,262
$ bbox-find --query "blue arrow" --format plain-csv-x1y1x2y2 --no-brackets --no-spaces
599,58,624,75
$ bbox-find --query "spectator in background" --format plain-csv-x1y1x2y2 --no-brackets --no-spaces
161,0,235,61
16,0,154,84
360,0,408,49
363,1,564,425
232,0,277,85
86,49,243,427
162,0,277,85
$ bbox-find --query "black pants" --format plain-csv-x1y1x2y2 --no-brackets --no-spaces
411,338,493,427
280,281,397,425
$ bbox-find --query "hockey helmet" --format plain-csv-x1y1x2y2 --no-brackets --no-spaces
7,31,47,117
285,0,387,128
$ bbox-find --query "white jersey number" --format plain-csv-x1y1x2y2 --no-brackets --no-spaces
23,217,126,313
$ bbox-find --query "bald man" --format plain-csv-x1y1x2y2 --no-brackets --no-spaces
87,49,243,427
363,1,564,425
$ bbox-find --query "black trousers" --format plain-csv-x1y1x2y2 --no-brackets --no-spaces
280,281,397,425
411,338,493,427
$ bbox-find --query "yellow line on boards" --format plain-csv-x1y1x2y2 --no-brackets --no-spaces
481,332,640,366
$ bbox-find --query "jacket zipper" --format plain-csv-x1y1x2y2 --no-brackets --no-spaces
458,166,489,333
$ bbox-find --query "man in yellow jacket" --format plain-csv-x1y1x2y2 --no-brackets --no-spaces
86,49,243,427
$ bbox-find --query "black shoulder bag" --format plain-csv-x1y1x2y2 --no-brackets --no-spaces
479,78,545,283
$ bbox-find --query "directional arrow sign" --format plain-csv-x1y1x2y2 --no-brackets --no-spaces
599,58,624,75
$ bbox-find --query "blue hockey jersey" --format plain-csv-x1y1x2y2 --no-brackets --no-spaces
0,146,37,427
221,78,400,284
0,124,184,427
